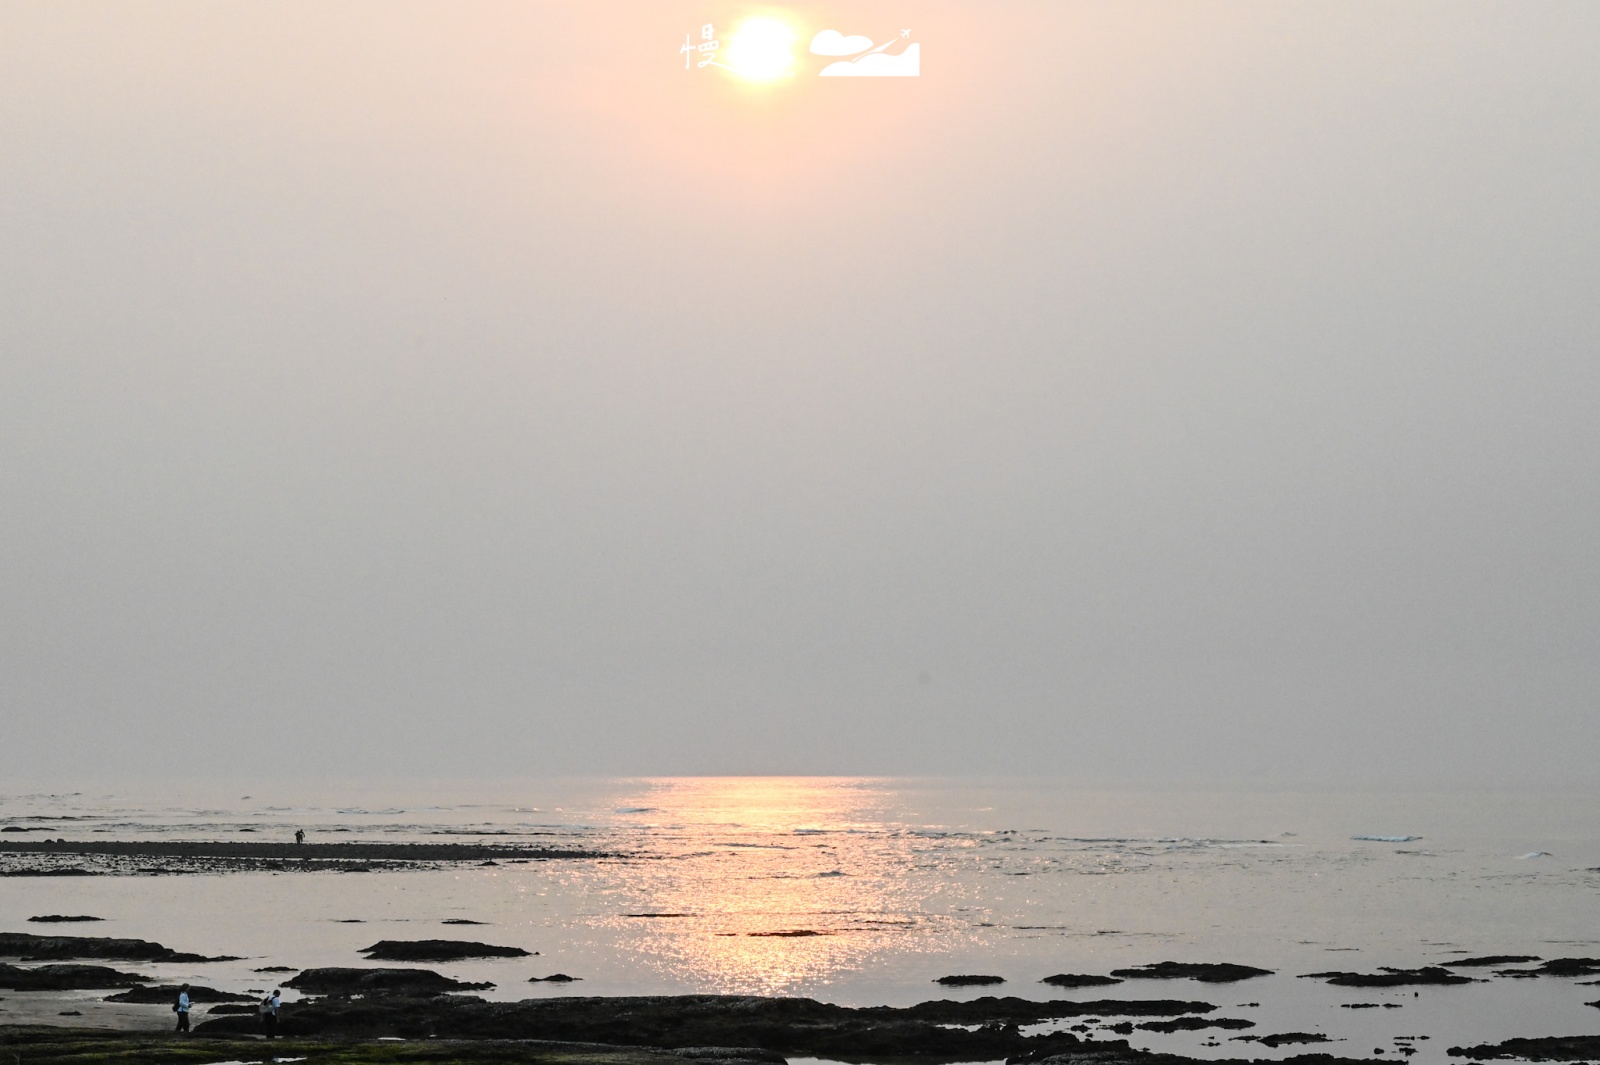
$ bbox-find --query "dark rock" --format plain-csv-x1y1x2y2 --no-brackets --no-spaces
936,975,1006,986
530,974,582,982
1136,1016,1254,1033
286,967,494,994
900,995,1214,1023
747,931,825,938
1531,958,1600,977
0,962,148,990
0,1027,814,1065
442,919,487,925
1448,1034,1600,1060
361,939,531,961
254,966,298,972
0,868,100,876
0,840,609,862
205,1003,261,1014
0,932,229,963
1444,955,1540,967
193,992,1211,1059
1236,1032,1332,1046
1041,973,1122,988
1,827,45,832
26,915,104,923
1301,967,1474,987
1110,961,1273,983
57,1010,81,1015
103,983,252,1003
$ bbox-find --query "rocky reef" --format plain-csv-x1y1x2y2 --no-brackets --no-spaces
286,968,496,994
0,963,147,990
1448,1034,1600,1060
0,840,611,876
360,940,532,962
1110,962,1273,983
1041,973,1123,988
192,992,1222,1061
1300,967,1474,988
0,932,230,963
102,983,252,1003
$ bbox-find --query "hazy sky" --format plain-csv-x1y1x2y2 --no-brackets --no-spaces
3,2,1597,785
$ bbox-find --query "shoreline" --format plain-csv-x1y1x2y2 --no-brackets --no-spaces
3,945,1598,1064
4,932,1600,1059
5,1005,1600,1065
0,840,613,876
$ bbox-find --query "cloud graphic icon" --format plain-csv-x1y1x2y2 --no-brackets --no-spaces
809,29,873,56
819,44,919,77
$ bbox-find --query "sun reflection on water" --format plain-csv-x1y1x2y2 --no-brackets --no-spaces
596,777,955,995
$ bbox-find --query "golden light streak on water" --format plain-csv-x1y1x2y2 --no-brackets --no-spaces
600,777,940,994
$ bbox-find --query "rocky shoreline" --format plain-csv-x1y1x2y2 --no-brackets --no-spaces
191,991,1227,1061
0,840,613,876
3,933,1599,1064
5,1018,1599,1065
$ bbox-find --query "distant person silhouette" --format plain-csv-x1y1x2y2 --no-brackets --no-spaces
294,829,305,844
174,984,191,1033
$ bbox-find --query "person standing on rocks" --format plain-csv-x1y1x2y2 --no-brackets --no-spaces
294,829,305,844
174,984,191,1033
262,988,280,1038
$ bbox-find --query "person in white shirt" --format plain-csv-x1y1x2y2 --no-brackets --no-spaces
264,988,281,1038
175,985,191,1033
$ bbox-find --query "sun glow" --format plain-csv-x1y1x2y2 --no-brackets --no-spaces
603,778,916,995
723,17,797,81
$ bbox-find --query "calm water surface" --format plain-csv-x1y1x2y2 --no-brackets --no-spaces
2,778,1598,1061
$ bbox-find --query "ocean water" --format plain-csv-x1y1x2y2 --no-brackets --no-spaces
2,777,1599,1061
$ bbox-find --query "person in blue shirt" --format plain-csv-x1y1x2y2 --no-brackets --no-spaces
174,985,191,1033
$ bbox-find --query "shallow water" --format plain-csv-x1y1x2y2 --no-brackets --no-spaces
2,778,1598,1061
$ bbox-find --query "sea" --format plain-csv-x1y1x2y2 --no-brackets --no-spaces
2,777,1598,1063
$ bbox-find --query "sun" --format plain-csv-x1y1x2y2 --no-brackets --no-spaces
723,17,797,81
